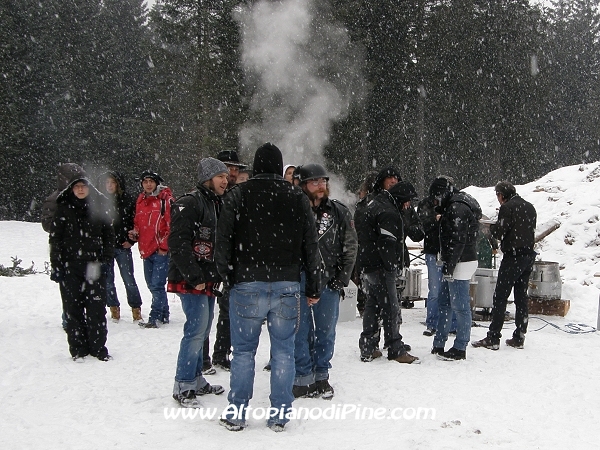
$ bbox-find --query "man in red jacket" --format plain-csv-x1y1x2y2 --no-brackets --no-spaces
130,170,174,328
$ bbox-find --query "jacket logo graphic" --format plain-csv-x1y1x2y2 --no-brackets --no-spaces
198,226,211,240
193,240,213,260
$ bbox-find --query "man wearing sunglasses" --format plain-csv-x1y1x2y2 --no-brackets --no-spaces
293,163,358,400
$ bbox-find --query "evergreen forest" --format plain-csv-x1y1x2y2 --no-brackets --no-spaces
2,0,599,220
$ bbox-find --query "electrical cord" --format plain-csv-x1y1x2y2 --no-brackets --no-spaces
528,316,597,334
472,316,597,333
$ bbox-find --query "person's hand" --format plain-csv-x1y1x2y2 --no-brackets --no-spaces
195,283,206,291
122,242,132,249
307,297,319,306
327,278,345,291
50,266,64,283
128,229,138,241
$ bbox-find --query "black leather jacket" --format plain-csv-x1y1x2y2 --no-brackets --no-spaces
490,194,537,255
437,191,482,276
168,185,222,289
356,190,405,274
312,197,358,286
417,197,440,255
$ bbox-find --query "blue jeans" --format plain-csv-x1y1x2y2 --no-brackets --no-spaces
433,278,472,351
143,252,169,324
106,247,143,308
224,281,300,427
173,293,215,395
294,274,339,385
425,254,456,331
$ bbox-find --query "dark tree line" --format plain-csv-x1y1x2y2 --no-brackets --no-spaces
1,0,599,221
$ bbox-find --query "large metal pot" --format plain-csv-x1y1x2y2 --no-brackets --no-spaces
401,268,422,300
528,261,562,300
473,268,498,309
339,280,358,322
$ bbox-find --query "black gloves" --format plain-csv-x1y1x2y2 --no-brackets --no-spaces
327,278,345,291
50,265,64,283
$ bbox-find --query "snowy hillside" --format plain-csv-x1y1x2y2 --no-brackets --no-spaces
1,162,600,449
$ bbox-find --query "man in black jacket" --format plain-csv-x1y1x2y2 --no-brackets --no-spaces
208,150,249,372
356,183,420,364
169,157,228,408
472,181,537,350
429,177,481,361
353,168,399,318
216,143,321,432
293,163,357,400
97,171,143,323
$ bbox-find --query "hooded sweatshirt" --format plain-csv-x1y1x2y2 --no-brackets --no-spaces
41,163,86,232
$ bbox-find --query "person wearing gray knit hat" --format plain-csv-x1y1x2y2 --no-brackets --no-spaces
198,157,229,185
169,156,230,407
197,156,230,375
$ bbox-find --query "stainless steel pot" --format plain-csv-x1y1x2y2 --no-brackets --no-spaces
528,261,562,300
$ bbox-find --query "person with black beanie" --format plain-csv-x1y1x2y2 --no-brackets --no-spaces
215,143,321,432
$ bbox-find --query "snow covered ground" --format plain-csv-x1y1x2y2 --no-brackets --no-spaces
1,162,600,449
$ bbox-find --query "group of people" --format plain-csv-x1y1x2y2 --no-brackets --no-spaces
43,142,538,432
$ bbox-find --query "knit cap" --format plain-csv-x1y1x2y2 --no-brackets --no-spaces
252,143,283,177
198,157,229,184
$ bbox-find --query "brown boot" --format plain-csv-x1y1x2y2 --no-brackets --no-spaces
394,353,420,364
132,307,142,322
109,306,120,323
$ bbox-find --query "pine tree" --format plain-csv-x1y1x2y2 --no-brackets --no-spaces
543,0,600,169
147,0,247,194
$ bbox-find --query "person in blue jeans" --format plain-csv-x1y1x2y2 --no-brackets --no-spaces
418,193,457,336
216,143,321,432
227,281,302,425
293,164,357,399
168,157,229,407
294,279,340,397
130,171,174,328
98,171,143,322
143,252,170,325
105,247,143,320
428,177,481,360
